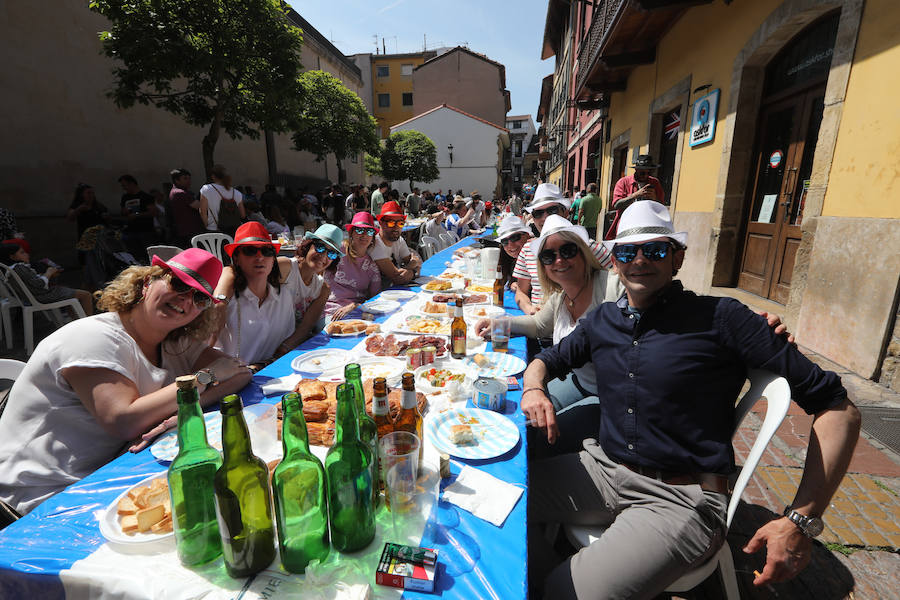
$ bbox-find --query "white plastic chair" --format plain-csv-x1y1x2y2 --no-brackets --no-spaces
0,274,23,350
438,232,455,249
564,369,792,599
419,236,440,260
146,245,183,263
0,264,88,356
0,359,25,383
191,233,232,263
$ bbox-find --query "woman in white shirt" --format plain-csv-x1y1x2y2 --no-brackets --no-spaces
213,222,307,366
199,164,246,232
0,248,251,516
286,224,341,340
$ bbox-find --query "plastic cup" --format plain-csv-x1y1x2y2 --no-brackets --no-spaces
380,432,420,514
491,316,510,353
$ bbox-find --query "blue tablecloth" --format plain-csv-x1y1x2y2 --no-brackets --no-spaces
0,237,528,600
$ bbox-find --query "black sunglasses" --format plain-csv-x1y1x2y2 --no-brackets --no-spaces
239,245,276,258
166,273,212,309
538,242,580,265
500,232,526,246
313,242,339,260
352,226,375,237
613,241,674,263
531,205,563,219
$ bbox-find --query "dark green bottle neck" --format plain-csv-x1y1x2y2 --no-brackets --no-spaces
221,406,253,461
334,388,361,445
346,370,374,426
281,399,312,458
176,388,211,451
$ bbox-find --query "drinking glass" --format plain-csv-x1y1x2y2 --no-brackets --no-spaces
491,316,510,353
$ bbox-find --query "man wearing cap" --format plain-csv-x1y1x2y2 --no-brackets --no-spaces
607,154,667,240
444,199,477,239
523,201,860,598
513,183,613,316
369,201,422,286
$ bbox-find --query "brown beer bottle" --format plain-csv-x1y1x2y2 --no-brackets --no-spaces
492,261,504,307
450,298,467,359
394,373,424,464
372,377,394,439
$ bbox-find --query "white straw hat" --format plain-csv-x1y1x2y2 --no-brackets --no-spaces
524,183,571,213
496,216,531,241
530,214,590,256
601,201,688,252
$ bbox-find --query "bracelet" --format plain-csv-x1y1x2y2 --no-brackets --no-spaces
522,387,547,396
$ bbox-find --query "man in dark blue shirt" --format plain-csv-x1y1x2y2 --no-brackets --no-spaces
523,201,860,599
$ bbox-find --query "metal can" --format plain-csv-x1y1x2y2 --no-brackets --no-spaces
473,376,507,412
406,347,423,369
421,345,437,365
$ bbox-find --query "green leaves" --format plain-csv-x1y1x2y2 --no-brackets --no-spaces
380,130,440,187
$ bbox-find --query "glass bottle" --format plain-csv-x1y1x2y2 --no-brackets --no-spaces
272,393,329,573
213,394,276,578
492,260,504,307
371,377,393,497
394,373,423,465
325,383,376,552
450,298,467,359
167,376,223,566
345,363,380,507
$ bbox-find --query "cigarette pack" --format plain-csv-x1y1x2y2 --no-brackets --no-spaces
375,543,438,593
506,376,520,390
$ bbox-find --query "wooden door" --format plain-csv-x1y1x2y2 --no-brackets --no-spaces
738,86,824,302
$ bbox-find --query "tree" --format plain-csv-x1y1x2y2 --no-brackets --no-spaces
89,0,304,179
380,130,440,192
364,152,383,177
290,71,379,184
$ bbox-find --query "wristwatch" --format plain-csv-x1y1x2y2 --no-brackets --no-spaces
783,506,824,538
194,368,217,388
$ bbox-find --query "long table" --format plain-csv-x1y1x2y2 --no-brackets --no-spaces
0,237,528,600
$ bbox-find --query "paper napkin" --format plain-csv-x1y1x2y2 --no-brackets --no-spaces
442,465,523,527
259,373,303,396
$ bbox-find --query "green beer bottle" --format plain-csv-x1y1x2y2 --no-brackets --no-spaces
325,383,375,552
213,394,276,578
345,363,380,507
272,393,329,573
167,376,223,566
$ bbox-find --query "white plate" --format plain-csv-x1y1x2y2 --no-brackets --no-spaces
291,348,352,374
413,364,469,394
150,411,256,462
392,315,452,336
463,351,527,378
378,290,417,302
358,333,449,359
464,305,505,320
426,408,519,460
319,356,407,383
98,472,175,545
420,280,464,294
359,299,401,314
326,319,372,337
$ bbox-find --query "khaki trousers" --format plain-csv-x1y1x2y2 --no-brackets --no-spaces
529,441,728,600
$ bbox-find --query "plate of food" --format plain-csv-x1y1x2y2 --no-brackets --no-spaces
425,408,519,460
150,411,256,462
430,293,489,305
465,352,527,378
465,283,495,294
413,364,468,394
363,333,448,359
464,305,506,320
420,299,450,316
98,472,175,545
319,356,406,383
378,290,418,302
422,279,463,293
393,315,451,336
291,348,352,374
326,319,378,337
359,299,401,315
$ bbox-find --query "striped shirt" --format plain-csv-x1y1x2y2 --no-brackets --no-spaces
513,239,613,306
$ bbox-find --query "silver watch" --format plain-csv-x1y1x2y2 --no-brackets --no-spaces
783,506,824,538
194,368,217,387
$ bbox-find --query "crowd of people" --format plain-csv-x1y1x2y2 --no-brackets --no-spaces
0,164,862,599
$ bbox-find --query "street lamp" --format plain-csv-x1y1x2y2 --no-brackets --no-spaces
447,144,454,164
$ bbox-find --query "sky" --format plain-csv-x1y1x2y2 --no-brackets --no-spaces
288,0,553,122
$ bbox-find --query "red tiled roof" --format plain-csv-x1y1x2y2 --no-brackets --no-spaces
391,104,509,132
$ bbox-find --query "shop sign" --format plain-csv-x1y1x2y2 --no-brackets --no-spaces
769,150,783,169
689,89,720,147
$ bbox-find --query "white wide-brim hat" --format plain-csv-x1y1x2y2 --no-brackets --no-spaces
496,215,531,241
525,182,571,213
601,201,688,252
530,214,590,257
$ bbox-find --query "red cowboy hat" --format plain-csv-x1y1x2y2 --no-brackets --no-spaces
377,201,404,220
223,221,280,257
151,248,223,303
1,238,30,254
344,211,377,232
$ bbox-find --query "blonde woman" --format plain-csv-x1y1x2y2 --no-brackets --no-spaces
324,212,381,320
0,249,251,516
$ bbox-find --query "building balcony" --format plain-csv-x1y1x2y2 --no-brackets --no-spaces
574,0,713,100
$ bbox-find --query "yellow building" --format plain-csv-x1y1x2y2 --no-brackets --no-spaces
547,0,900,385
370,51,436,138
